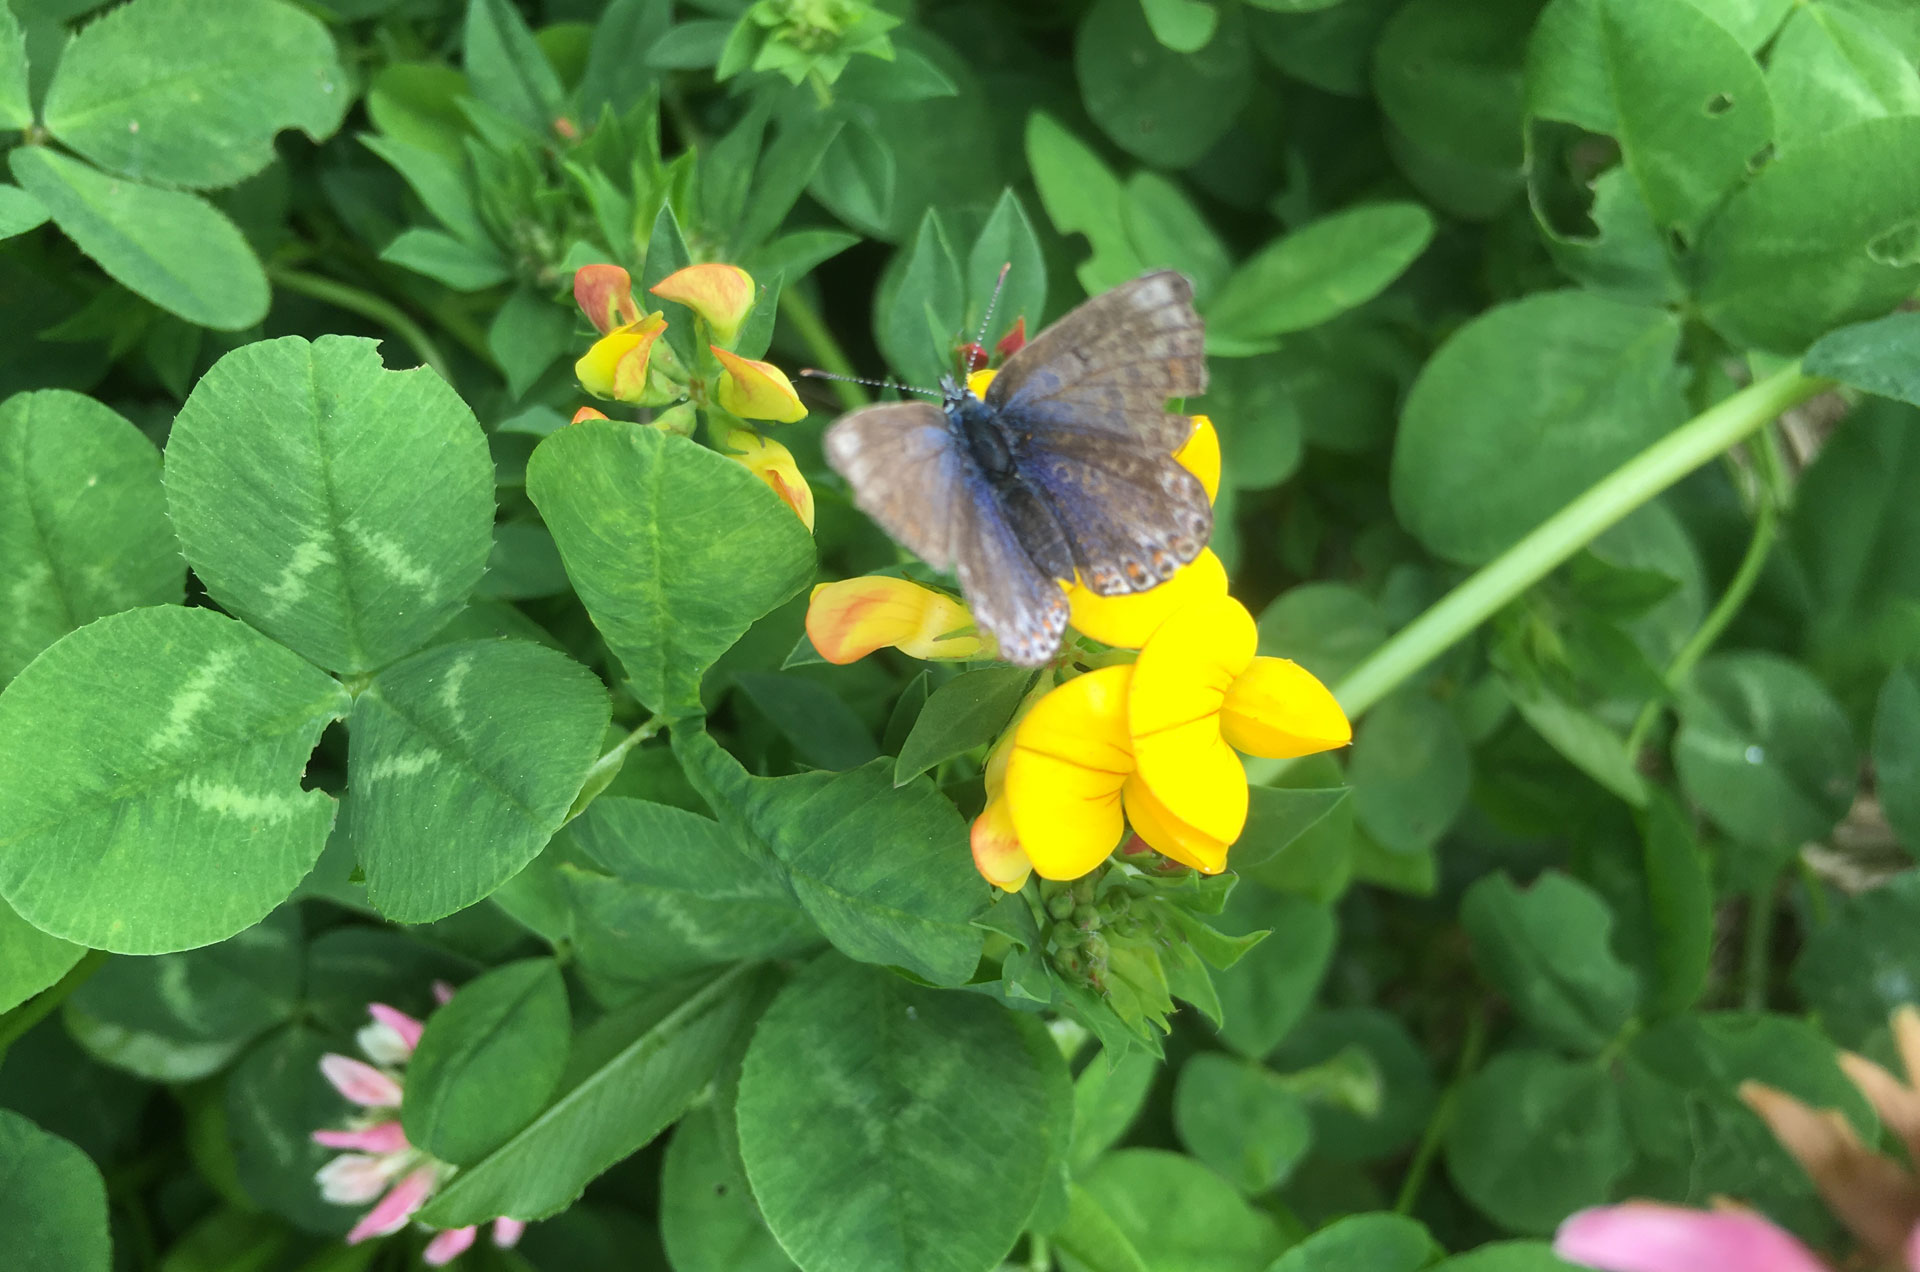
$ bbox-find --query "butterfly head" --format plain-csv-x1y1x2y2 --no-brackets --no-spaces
937,373,974,412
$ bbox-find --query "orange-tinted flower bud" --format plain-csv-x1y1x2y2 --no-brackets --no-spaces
570,406,608,424
576,312,668,403
653,264,756,347
711,345,807,423
806,577,987,664
720,427,814,531
971,796,1031,893
996,316,1027,359
573,264,640,335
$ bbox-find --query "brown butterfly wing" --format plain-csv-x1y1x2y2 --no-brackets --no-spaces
822,402,964,570
985,269,1207,454
1016,431,1212,596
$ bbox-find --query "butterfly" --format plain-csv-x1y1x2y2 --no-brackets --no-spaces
822,270,1212,666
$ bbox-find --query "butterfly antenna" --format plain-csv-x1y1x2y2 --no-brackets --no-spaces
798,368,942,399
974,262,1012,348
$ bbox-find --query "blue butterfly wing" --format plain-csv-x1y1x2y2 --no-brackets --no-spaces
1014,429,1211,596
823,402,1071,664
953,472,1072,666
988,270,1213,596
986,270,1206,454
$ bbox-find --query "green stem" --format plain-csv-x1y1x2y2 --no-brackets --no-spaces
1331,365,1827,723
1027,1233,1051,1272
269,268,454,382
0,949,108,1057
1394,1006,1488,1215
780,287,869,411
565,716,665,824
1622,495,1779,761
1743,875,1779,1012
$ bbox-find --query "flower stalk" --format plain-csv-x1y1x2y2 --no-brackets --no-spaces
1249,363,1830,786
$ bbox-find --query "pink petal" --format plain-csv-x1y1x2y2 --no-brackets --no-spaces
315,1153,404,1206
345,1165,437,1244
320,1054,404,1108
1907,1220,1920,1272
1556,1204,1831,1272
432,980,456,1005
423,1226,478,1266
491,1218,526,1248
311,1120,408,1154
368,1003,425,1052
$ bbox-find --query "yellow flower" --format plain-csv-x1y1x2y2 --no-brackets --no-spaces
1221,657,1352,758
963,366,1221,650
1127,594,1351,872
970,734,1031,893
1176,414,1221,503
1062,413,1223,648
576,311,668,403
805,576,988,664
720,426,814,531
971,796,1030,892
1004,666,1133,880
1069,547,1228,649
652,264,757,348
570,406,608,424
711,345,807,423
1000,665,1230,879
573,264,641,335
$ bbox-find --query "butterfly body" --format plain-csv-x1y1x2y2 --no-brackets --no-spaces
824,271,1212,666
946,379,1019,482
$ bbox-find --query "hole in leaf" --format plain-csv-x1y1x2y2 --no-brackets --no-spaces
1868,218,1920,267
1705,92,1734,115
1746,143,1775,174
1526,119,1620,241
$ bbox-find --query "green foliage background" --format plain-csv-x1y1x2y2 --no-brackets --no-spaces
2,0,1920,1269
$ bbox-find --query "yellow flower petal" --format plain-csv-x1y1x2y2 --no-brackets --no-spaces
1177,414,1220,503
570,406,608,424
1123,776,1231,874
1127,592,1256,738
721,427,814,531
1220,657,1353,758
711,345,807,423
971,796,1032,893
573,264,639,334
1133,716,1248,846
652,264,756,347
1127,593,1256,844
576,312,667,402
1005,665,1134,880
968,367,997,398
805,577,984,664
1067,548,1228,649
